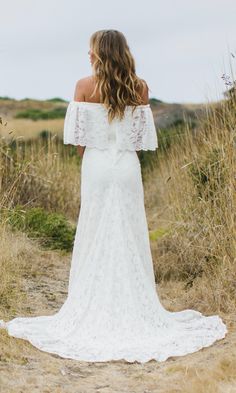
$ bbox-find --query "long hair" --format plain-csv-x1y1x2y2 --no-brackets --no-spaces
89,29,148,123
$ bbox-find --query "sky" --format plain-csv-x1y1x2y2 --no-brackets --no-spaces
1,0,236,104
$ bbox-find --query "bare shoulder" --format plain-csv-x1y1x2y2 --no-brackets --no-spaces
73,76,95,101
75,75,93,88
73,75,150,104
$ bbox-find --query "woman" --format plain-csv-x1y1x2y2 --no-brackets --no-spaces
0,30,227,363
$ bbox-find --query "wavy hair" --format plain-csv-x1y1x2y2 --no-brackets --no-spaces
89,29,148,123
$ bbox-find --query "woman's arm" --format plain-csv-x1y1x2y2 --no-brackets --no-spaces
74,79,86,158
77,145,86,158
136,79,149,159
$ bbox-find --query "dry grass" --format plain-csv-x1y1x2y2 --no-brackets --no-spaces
144,97,236,314
0,136,81,220
0,118,64,140
0,226,44,319
0,97,66,140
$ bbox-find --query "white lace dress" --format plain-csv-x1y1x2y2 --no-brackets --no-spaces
0,101,228,363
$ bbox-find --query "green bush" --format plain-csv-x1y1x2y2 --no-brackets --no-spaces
149,98,163,104
38,130,53,140
0,96,13,101
149,227,170,241
46,98,68,103
158,126,185,151
158,118,197,152
5,206,76,251
14,107,66,121
139,150,158,170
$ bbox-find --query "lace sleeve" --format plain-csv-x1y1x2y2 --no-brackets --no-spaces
63,101,85,146
132,106,158,151
116,105,158,152
63,101,109,149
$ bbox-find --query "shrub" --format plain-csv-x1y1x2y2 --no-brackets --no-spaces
5,206,76,251
46,98,68,103
38,130,53,140
14,107,66,121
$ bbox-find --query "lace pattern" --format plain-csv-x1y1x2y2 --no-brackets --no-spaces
63,101,158,151
116,106,158,151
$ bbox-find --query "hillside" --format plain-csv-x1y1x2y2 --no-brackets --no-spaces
0,96,207,141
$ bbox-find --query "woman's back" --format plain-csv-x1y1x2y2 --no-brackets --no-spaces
73,75,149,106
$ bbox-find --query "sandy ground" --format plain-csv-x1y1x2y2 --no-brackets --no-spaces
0,248,235,393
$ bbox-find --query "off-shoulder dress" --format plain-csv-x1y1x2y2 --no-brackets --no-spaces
0,101,227,363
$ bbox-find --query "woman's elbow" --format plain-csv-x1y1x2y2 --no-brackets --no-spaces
77,145,86,158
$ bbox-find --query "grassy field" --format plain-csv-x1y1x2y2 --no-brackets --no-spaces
0,93,235,392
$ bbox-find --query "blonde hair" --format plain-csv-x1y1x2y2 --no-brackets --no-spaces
89,29,148,123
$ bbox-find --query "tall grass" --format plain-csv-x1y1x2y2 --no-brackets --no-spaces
0,133,81,221
144,95,236,313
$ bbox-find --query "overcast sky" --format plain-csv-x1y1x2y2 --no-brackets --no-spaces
1,0,236,104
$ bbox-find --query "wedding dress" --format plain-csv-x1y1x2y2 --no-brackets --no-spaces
0,101,227,363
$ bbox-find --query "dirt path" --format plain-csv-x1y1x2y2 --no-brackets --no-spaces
0,247,235,393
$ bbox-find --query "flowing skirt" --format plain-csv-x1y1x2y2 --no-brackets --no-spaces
0,146,228,363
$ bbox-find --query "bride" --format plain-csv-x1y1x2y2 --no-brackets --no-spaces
0,29,227,363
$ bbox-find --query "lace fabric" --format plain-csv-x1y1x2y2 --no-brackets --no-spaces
0,113,228,363
63,101,158,151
